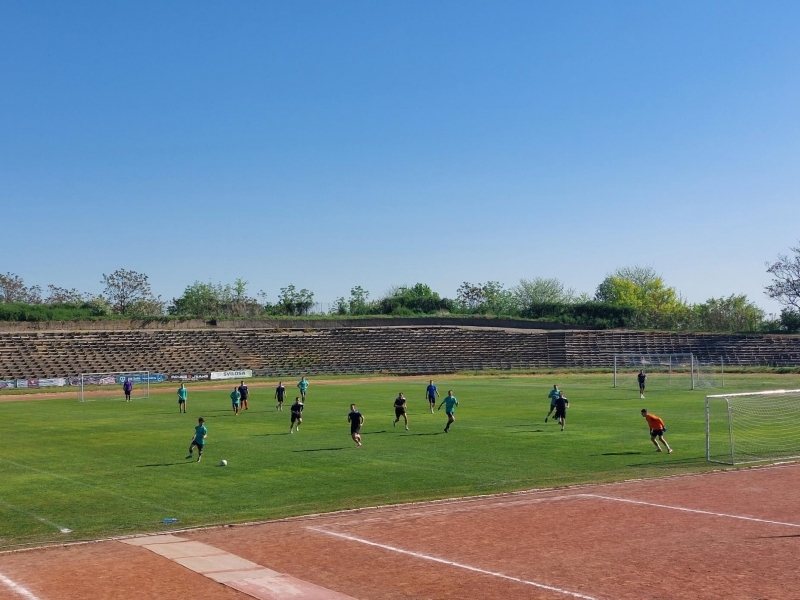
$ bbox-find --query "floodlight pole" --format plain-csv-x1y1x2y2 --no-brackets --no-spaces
613,356,617,388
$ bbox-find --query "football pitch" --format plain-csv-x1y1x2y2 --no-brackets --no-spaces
1,372,798,550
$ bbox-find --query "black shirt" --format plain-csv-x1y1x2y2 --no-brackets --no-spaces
554,396,568,412
348,410,362,426
238,385,249,399
276,385,285,399
394,396,405,408
638,373,647,385
291,401,304,415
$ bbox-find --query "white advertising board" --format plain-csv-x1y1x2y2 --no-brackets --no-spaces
210,369,253,380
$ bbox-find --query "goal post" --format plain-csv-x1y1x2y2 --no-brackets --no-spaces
706,389,800,465
613,353,702,390
78,371,150,402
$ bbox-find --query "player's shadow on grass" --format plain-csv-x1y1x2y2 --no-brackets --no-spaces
253,433,292,436
403,432,445,436
509,429,544,434
362,430,387,435
600,452,643,456
292,447,345,453
136,461,194,468
627,456,705,467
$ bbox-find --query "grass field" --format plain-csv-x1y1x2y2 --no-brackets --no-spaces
1,372,799,550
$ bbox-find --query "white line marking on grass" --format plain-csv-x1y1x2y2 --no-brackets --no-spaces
586,495,800,528
307,526,604,600
0,458,178,515
0,500,72,534
0,572,43,600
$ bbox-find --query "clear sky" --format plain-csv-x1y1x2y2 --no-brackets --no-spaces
1,1,798,313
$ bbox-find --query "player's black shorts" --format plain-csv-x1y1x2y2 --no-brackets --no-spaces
191,440,204,450
291,413,302,422
428,396,436,403
351,425,361,435
395,407,406,418
178,399,185,404
554,409,566,420
650,428,666,437
445,410,454,417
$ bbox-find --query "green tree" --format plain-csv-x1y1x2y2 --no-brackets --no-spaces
101,269,162,316
276,285,315,316
513,277,576,308
348,286,371,315
0,272,42,304
692,295,765,332
595,266,687,328
765,241,800,311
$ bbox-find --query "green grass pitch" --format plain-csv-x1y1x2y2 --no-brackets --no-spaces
1,372,798,549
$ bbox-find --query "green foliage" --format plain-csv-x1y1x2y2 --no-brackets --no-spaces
521,302,636,328
101,269,164,316
378,283,453,314
0,302,110,321
780,308,800,333
514,277,577,307
691,295,765,332
273,284,315,316
455,281,516,315
169,280,263,318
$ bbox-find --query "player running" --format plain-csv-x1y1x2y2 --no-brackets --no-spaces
348,403,364,448
425,380,439,414
554,391,569,431
438,390,458,433
545,384,560,423
230,386,241,416
123,378,133,402
177,383,187,413
393,392,409,430
641,409,672,453
238,381,249,410
289,397,304,433
638,370,647,399
275,381,286,411
186,417,207,462
297,376,309,400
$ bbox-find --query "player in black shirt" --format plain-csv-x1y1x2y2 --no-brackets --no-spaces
393,392,409,430
275,381,286,411
348,403,364,448
554,392,569,431
289,397,304,433
238,381,249,411
638,370,647,399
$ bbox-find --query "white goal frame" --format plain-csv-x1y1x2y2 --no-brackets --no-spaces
613,353,699,389
706,389,800,465
78,371,150,402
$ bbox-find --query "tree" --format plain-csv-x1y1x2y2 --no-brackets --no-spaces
692,295,765,332
595,266,687,328
378,283,452,315
45,285,86,304
0,272,42,304
276,285,315,316
513,277,576,308
101,269,160,315
765,241,800,310
348,286,371,315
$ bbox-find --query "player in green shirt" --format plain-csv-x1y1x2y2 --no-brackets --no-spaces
545,384,560,423
230,387,241,415
186,417,207,462
438,390,459,433
177,383,187,413
297,376,309,400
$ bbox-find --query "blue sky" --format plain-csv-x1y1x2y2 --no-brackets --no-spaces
1,1,798,313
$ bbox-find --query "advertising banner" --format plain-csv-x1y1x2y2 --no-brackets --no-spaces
169,373,211,381
16,379,39,388
113,374,166,384
38,378,67,387
210,369,253,380
0,380,16,390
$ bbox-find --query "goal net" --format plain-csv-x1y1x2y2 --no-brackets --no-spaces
706,389,800,464
78,371,150,402
613,353,716,390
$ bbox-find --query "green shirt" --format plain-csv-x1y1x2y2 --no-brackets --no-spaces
548,389,560,404
298,380,308,392
443,396,458,412
230,391,241,404
178,388,187,401
194,425,207,443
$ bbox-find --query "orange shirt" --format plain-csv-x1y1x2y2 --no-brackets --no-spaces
645,414,665,430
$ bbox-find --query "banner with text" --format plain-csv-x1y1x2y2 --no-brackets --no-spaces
210,369,253,380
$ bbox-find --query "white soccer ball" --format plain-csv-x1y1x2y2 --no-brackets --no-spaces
220,459,227,467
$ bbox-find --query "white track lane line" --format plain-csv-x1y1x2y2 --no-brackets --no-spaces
586,494,800,528
307,526,604,600
0,573,43,600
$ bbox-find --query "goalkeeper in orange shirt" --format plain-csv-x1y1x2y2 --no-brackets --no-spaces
641,409,673,453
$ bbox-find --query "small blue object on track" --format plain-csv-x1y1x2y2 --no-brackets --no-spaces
161,518,179,524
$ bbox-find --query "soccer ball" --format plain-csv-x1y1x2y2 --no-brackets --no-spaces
220,459,227,467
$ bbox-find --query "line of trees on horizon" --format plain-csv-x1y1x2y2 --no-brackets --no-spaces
2,241,800,333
